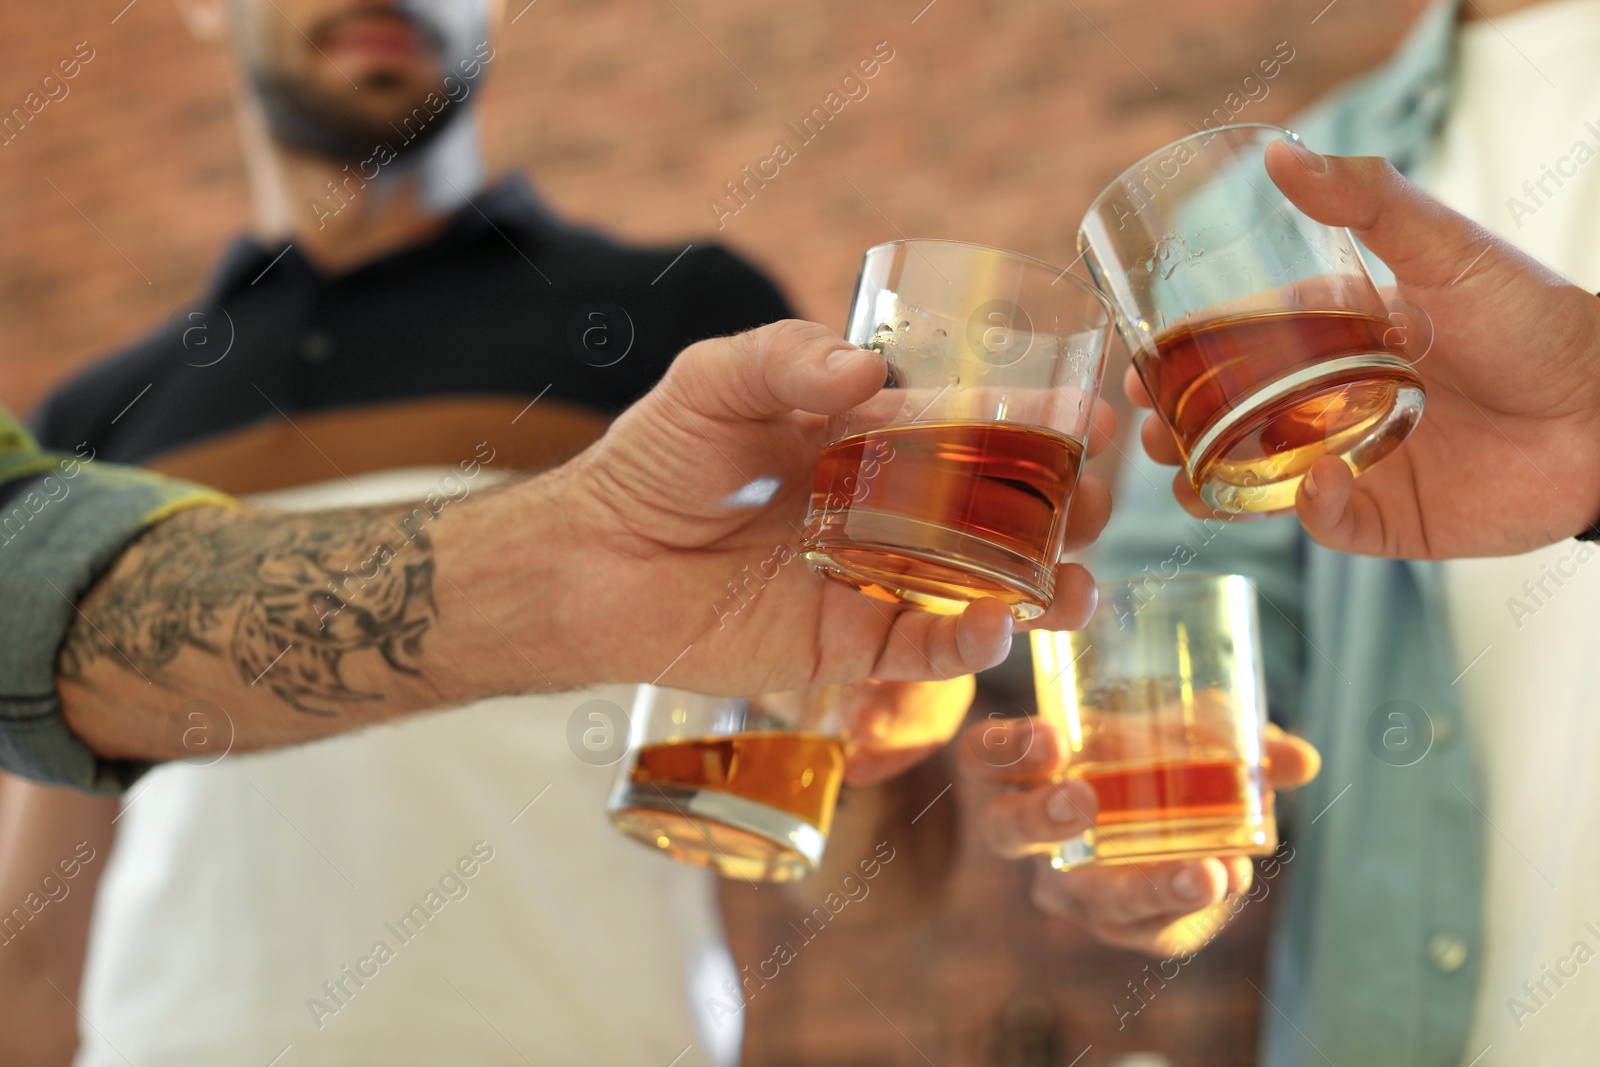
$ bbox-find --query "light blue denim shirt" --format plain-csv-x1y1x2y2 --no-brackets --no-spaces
1095,4,1487,1064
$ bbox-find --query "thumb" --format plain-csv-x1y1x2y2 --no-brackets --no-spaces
1262,139,1505,290
660,319,884,422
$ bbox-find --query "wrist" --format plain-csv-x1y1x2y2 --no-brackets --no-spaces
428,469,602,698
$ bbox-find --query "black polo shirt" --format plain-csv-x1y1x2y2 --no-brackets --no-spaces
31,175,793,462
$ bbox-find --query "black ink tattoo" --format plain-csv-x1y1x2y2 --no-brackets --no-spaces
60,506,437,716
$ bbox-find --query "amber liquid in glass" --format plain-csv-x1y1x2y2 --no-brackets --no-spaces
1054,757,1276,867
610,731,844,882
1142,309,1423,513
802,421,1082,620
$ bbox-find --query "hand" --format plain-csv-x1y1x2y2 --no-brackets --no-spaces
502,320,1116,694
1129,141,1600,559
838,676,976,786
58,321,1111,763
960,716,1319,957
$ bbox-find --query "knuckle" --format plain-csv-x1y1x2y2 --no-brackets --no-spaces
980,802,1023,855
985,791,1062,857
1020,795,1063,847
1022,798,1059,846
724,330,770,392
1030,869,1077,919
1351,155,1405,194
760,318,832,358
665,334,714,377
961,723,1023,778
1058,870,1118,919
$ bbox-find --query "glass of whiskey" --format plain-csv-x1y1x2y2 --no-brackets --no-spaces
1030,574,1278,869
607,684,852,882
1078,123,1425,513
800,239,1115,621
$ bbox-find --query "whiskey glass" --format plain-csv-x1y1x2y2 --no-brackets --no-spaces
1079,124,1425,513
607,685,849,883
800,239,1115,621
1030,574,1277,869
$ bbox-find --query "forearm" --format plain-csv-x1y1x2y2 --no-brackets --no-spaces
59,477,592,761
0,773,116,1066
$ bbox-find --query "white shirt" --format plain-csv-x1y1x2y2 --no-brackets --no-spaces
74,470,741,1067
1416,2,1600,1062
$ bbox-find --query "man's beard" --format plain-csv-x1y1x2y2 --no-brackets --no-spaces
247,1,489,165
251,69,466,164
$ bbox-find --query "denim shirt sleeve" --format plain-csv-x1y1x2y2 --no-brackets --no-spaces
0,407,233,793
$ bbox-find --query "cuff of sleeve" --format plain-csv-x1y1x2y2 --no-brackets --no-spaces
0,459,233,793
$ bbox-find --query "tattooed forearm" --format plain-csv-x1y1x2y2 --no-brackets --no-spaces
61,505,438,716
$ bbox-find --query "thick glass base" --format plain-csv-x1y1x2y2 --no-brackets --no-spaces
608,781,826,883
1189,355,1425,514
803,510,1053,621
1050,798,1278,870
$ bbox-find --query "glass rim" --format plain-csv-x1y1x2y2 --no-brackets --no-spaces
631,683,847,733
1028,573,1260,640
861,237,1114,318
1080,123,1301,223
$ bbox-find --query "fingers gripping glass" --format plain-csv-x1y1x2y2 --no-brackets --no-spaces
800,239,1115,621
1030,575,1278,869
607,686,849,883
1079,124,1425,514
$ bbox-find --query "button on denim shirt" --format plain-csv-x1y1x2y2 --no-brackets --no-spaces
1093,4,1484,1064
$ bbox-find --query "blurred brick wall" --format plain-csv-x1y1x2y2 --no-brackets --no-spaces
0,1,1428,1064
3,0,1424,416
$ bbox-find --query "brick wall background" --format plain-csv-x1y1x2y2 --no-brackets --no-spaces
3,0,1426,415
0,0,1430,1063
